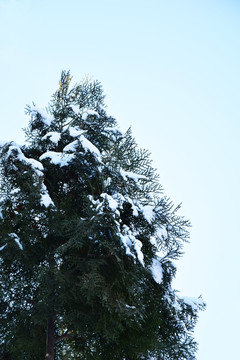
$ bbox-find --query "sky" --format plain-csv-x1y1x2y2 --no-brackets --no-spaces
0,0,240,358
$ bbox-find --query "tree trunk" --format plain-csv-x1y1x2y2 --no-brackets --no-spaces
45,316,55,360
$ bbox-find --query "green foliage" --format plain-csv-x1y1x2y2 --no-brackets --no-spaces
0,71,204,360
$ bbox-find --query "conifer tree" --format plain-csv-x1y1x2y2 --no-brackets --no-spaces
0,71,204,360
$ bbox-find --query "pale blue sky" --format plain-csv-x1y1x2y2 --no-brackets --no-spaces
1,0,240,358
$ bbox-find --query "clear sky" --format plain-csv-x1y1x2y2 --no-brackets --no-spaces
0,0,240,358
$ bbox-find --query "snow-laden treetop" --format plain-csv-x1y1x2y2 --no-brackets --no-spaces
0,71,205,360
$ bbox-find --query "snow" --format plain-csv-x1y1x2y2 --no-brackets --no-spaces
132,206,139,217
23,158,44,174
172,298,182,312
112,192,125,204
7,144,44,175
4,143,55,208
120,234,135,258
0,244,6,251
141,205,154,223
125,304,136,309
9,233,23,250
100,193,118,211
40,134,101,164
120,168,147,182
42,131,61,144
88,195,100,207
151,258,163,284
64,132,101,159
39,151,75,167
73,107,99,120
82,109,99,120
103,177,112,187
10,188,21,194
134,238,144,266
79,135,101,158
71,104,81,114
149,236,166,258
119,169,128,181
63,140,78,152
3,143,55,208
30,106,54,126
156,226,168,239
40,184,55,208
120,227,145,266
181,296,205,311
150,236,157,247
69,127,86,137
41,192,54,207
72,105,99,118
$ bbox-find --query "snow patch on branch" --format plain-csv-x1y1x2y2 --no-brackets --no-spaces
42,131,61,144
9,233,23,250
151,258,163,284
120,168,147,182
6,143,44,175
64,133,101,159
40,184,55,208
79,135,101,159
69,127,86,137
125,304,136,309
4,143,55,208
100,193,118,212
71,106,99,120
120,234,135,258
0,244,6,251
156,226,168,240
41,134,101,164
141,205,154,223
181,297,205,311
29,106,54,126
39,151,75,167
134,238,144,266
63,140,78,153
119,226,145,266
71,105,81,114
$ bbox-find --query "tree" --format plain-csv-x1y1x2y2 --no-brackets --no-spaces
0,71,204,360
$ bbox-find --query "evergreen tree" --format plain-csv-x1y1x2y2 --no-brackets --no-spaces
0,71,204,360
